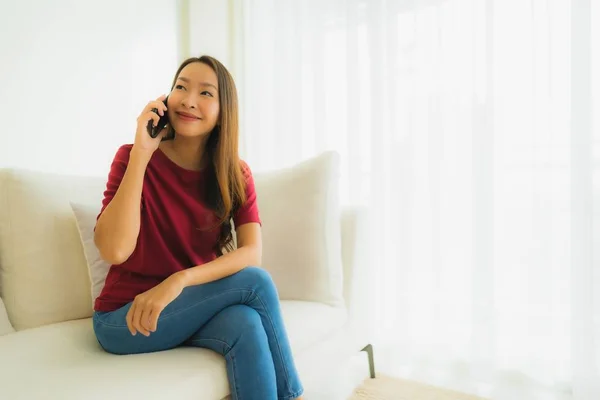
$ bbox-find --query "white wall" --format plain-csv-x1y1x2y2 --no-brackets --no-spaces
0,0,180,176
187,0,231,67
185,0,250,155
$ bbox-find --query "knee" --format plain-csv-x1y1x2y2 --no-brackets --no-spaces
238,266,277,292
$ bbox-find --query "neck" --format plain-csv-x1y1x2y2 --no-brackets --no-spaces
169,133,210,170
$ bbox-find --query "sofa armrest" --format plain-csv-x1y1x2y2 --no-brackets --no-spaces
340,206,372,323
0,297,15,336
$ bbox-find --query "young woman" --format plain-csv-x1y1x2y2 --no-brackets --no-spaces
92,55,304,400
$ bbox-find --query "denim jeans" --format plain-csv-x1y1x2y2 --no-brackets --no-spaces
93,266,304,400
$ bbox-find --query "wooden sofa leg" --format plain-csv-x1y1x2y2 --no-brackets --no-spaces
360,344,376,378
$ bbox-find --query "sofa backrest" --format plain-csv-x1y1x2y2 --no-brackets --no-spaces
0,169,106,330
0,151,346,331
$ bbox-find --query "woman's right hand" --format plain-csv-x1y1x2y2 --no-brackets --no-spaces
133,94,169,155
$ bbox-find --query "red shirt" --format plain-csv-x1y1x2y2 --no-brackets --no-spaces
93,144,261,312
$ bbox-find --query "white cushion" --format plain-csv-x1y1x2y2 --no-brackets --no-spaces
70,202,108,304
70,151,345,308
0,297,14,336
0,300,347,400
254,151,345,306
0,169,105,330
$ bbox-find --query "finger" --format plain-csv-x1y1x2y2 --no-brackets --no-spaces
143,99,167,116
140,306,153,332
148,307,161,332
132,304,149,336
138,110,159,126
150,102,166,116
126,305,137,336
133,304,150,337
151,101,168,117
148,101,167,115
145,112,160,128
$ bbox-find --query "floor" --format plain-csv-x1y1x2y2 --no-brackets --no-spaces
310,351,572,400
347,374,489,400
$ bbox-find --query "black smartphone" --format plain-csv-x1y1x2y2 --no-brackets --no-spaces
147,96,169,138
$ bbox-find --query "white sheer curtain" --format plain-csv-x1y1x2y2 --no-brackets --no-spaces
231,0,600,398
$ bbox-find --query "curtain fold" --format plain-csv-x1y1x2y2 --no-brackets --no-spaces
231,0,599,398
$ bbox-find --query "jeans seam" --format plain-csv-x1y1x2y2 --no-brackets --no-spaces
278,388,304,400
252,289,292,394
227,352,240,400
93,288,254,329
186,337,232,353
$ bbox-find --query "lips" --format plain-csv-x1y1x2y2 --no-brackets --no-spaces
176,111,200,121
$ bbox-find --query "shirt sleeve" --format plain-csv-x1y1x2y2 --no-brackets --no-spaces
233,160,261,228
96,144,135,222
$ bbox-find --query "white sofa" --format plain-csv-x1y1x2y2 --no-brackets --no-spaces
0,154,374,400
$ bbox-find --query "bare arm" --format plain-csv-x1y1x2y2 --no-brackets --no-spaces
94,148,152,265
176,223,262,287
94,95,169,264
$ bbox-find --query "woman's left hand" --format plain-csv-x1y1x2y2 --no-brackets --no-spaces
126,273,186,336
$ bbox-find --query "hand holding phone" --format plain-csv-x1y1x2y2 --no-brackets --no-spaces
147,96,169,138
133,95,169,155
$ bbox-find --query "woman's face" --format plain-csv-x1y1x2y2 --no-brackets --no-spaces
167,62,220,137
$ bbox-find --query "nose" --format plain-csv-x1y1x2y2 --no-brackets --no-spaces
181,94,199,109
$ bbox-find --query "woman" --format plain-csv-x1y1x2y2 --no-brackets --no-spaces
92,55,304,400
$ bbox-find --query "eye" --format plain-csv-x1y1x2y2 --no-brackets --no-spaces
201,91,214,97
175,84,186,90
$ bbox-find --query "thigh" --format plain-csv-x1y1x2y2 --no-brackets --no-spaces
184,304,264,355
92,267,271,355
160,266,277,319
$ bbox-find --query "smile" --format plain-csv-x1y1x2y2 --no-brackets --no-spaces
176,112,201,122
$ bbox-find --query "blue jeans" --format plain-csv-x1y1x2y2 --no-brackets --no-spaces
93,266,304,400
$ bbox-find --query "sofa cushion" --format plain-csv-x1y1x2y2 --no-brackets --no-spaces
0,300,347,400
0,297,14,336
0,169,106,330
70,201,108,304
252,151,345,306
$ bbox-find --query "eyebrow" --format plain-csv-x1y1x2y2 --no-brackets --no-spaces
177,76,218,91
